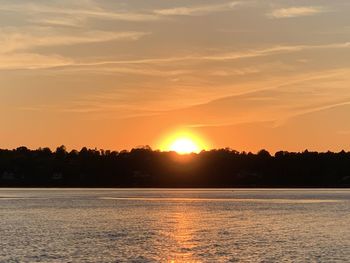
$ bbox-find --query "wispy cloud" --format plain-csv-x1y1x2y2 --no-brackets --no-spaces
29,17,85,28
60,42,350,68
154,2,239,16
0,53,72,70
0,28,150,53
59,65,192,77
0,26,149,70
133,68,350,128
268,6,325,18
0,2,160,22
56,45,303,69
2,40,349,71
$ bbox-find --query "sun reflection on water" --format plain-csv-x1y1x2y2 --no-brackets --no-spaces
164,205,202,263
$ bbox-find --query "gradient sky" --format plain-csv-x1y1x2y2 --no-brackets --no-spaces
1,0,350,152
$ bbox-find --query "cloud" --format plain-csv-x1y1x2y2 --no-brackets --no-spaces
2,39,349,71
0,53,72,70
0,26,149,70
0,2,160,22
29,17,85,28
210,67,261,76
58,42,350,68
59,65,192,77
154,2,239,16
58,67,350,127
268,6,325,18
55,45,301,69
106,67,350,127
0,28,150,53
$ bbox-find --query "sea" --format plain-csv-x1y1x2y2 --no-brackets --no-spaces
0,188,349,262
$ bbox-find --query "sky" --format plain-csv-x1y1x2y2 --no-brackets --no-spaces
1,0,350,153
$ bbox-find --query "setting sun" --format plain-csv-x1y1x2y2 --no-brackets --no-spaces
169,138,200,154
158,130,209,154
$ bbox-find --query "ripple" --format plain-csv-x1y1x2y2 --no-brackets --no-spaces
99,196,343,203
1,189,350,262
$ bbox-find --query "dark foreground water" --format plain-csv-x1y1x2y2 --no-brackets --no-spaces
0,189,350,262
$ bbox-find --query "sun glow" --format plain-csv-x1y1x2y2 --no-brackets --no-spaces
170,138,200,154
158,130,209,154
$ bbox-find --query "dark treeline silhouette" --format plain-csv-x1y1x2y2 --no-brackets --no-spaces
1,145,350,187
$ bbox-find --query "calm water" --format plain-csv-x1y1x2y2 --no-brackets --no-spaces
0,189,350,262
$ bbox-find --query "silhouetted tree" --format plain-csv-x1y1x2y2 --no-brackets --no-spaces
0,147,350,187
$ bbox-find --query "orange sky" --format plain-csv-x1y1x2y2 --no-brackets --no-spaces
1,0,350,152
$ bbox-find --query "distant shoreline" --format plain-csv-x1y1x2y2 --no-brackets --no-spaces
1,146,350,188
1,186,350,188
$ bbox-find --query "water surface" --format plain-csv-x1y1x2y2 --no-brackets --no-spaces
0,189,349,262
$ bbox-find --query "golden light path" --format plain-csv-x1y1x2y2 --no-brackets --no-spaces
158,130,209,154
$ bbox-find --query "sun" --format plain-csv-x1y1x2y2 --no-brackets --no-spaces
158,130,209,154
169,138,200,154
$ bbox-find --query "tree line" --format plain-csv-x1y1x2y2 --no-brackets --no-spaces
0,145,350,187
